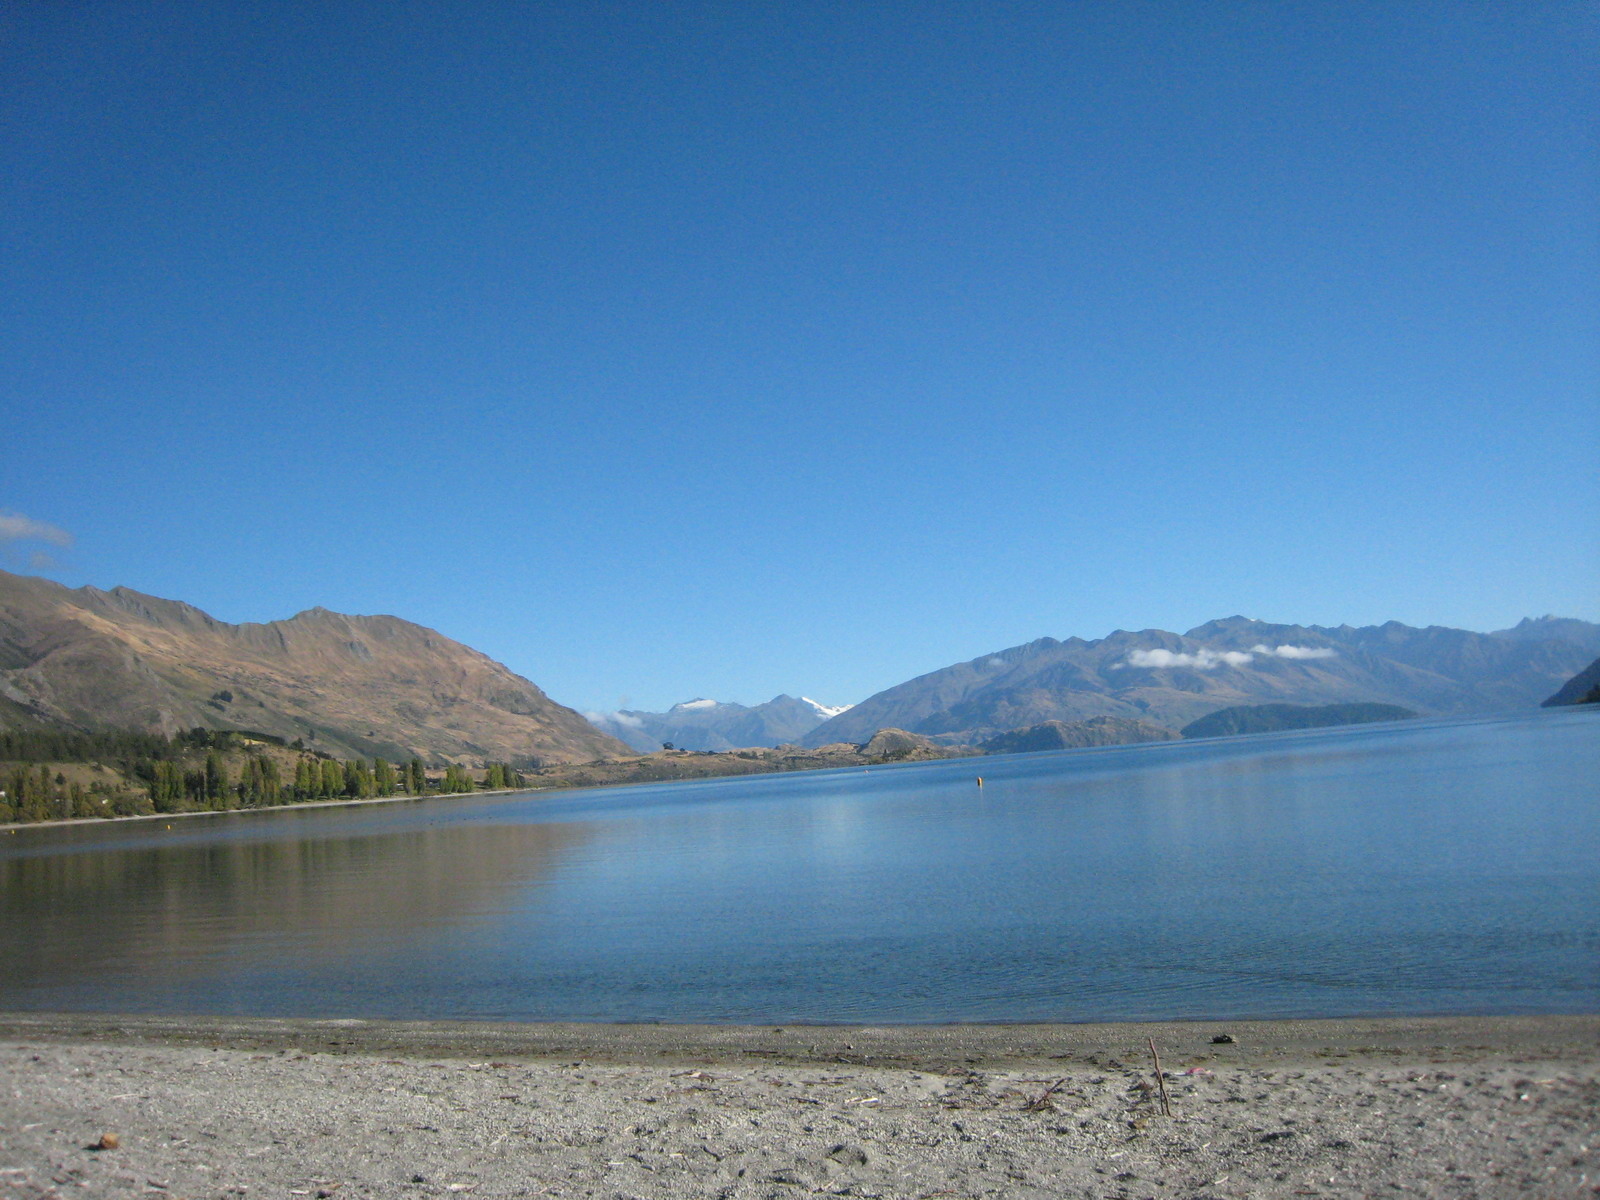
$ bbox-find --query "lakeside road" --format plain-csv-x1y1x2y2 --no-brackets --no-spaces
0,1014,1595,1199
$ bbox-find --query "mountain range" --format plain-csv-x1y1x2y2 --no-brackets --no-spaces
0,569,628,765
4,565,1594,765
802,615,1600,746
585,695,852,753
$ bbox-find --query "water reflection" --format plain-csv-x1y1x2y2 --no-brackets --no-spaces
1,711,1596,1022
2,817,586,993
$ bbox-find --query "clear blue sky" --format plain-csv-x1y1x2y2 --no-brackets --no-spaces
4,2,1595,714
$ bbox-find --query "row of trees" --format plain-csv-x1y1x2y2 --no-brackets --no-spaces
138,754,524,812
0,724,537,823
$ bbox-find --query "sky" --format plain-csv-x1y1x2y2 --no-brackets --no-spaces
3,1,1596,714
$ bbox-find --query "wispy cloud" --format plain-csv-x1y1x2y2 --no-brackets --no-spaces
585,710,645,730
0,510,73,549
1252,643,1336,660
1121,643,1337,670
1123,647,1255,670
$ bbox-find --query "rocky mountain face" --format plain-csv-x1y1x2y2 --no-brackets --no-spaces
803,615,1600,746
586,694,851,753
1543,657,1600,707
1491,616,1600,654
0,570,630,765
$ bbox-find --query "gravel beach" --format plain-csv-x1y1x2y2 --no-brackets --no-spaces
0,1013,1594,1199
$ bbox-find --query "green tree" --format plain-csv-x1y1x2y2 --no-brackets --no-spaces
204,751,229,808
342,759,375,799
440,763,475,793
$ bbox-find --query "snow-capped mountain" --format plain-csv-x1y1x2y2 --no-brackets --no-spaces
800,697,853,720
586,693,853,753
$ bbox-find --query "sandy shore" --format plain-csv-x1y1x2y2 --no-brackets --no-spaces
0,1013,1594,1199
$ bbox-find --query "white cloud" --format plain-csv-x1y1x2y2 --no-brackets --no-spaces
1120,643,1339,670
0,511,72,548
1123,647,1255,670
1251,643,1337,660
585,710,645,730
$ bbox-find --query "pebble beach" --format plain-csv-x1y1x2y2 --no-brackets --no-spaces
0,1013,1594,1199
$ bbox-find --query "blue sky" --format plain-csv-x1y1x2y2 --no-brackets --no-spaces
3,2,1595,714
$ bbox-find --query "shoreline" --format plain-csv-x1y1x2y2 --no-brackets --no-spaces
0,784,542,832
4,1010,1595,1068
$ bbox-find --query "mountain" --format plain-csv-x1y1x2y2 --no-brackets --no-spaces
978,717,1177,755
803,615,1600,746
1180,702,1417,740
1543,657,1600,707
1492,616,1600,654
0,570,629,765
586,694,852,753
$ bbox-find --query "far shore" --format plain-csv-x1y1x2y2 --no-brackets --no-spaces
0,782,538,833
0,742,964,834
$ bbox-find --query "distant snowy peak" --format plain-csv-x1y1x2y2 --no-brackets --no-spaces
801,697,853,719
585,693,855,753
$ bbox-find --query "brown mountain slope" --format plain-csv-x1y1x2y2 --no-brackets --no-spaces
0,570,629,765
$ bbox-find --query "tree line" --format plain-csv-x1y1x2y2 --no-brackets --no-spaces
0,726,530,823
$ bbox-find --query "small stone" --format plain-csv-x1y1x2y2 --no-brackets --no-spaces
94,1132,120,1151
1210,1034,1236,1044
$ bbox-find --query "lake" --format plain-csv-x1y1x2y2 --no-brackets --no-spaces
2,710,1596,1024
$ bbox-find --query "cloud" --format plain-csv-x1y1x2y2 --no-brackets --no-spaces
1120,643,1339,670
1123,647,1255,670
586,710,645,730
0,511,73,548
1251,644,1337,660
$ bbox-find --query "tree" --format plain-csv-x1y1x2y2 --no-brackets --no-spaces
204,751,229,807
440,763,475,793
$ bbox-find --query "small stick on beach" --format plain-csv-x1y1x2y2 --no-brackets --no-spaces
1148,1037,1172,1117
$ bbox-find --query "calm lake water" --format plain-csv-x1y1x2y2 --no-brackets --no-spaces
3,710,1597,1024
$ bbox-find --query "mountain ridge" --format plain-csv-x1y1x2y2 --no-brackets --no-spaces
0,570,629,765
803,615,1600,746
